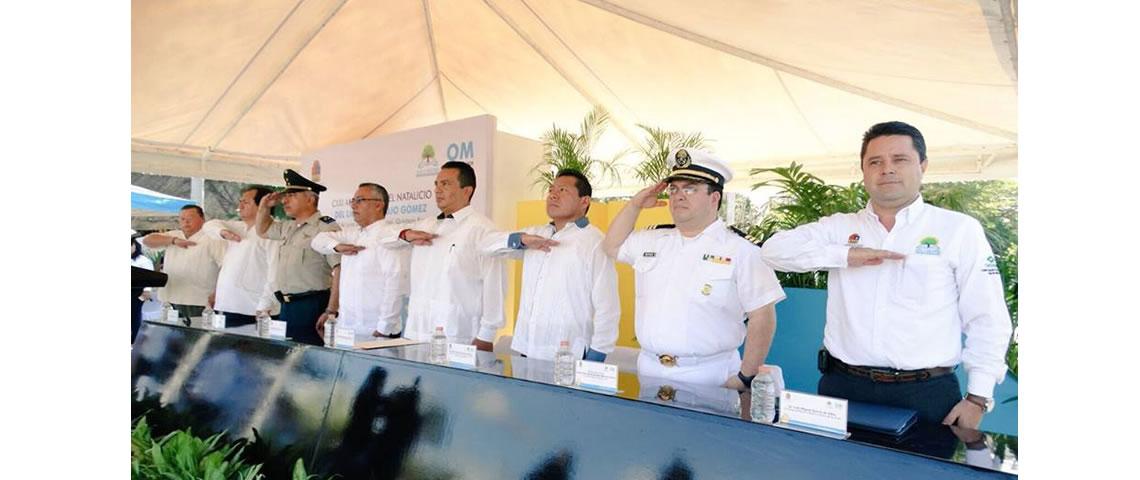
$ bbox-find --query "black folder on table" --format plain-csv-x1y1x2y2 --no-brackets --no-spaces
847,401,918,438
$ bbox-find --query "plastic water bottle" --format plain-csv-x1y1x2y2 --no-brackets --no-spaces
256,311,270,337
323,313,338,347
430,327,447,364
164,303,179,325
554,340,576,386
751,370,778,424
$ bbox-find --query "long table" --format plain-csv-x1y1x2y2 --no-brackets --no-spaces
131,322,1017,478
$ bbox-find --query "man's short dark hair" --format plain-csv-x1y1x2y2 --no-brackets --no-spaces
442,161,477,200
707,183,723,210
180,205,204,218
358,182,390,215
555,169,593,214
242,185,274,205
860,121,927,166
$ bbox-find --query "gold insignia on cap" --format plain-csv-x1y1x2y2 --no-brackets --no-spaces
675,149,691,168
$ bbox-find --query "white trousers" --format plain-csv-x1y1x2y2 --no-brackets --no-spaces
636,349,741,387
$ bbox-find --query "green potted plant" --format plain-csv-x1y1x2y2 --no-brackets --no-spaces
532,106,625,191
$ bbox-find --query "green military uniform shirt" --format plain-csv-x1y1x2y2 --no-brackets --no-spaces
265,211,341,294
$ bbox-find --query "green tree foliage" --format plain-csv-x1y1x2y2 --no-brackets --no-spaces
631,124,708,184
533,106,625,191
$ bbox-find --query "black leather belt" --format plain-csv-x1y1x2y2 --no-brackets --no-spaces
831,356,953,383
274,290,329,303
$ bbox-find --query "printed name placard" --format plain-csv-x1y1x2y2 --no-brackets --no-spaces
334,327,355,348
779,390,848,437
447,343,477,368
268,320,287,339
574,360,618,394
211,313,227,329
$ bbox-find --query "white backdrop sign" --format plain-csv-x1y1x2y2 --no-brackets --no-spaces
300,115,497,228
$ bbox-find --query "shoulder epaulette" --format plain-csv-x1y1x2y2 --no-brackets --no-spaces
320,216,337,224
729,225,761,247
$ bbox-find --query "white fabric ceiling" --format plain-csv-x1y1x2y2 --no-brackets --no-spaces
132,0,1018,191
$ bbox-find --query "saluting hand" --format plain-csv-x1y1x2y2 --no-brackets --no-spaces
402,229,438,246
847,247,905,267
259,192,282,209
220,230,242,242
334,243,365,255
632,182,668,209
520,234,559,252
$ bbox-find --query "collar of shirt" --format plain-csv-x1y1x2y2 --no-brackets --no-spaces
547,216,590,233
668,218,727,243
861,195,927,227
294,210,326,228
439,205,474,222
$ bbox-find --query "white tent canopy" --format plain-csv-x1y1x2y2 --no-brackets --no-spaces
132,0,1017,192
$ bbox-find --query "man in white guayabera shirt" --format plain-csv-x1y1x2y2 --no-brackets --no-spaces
381,161,506,352
759,121,1013,429
201,185,280,327
482,169,619,362
312,182,409,339
142,204,227,324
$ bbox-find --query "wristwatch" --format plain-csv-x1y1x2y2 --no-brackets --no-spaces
964,394,994,413
737,371,756,389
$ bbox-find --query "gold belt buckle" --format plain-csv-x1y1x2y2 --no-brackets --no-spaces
658,354,677,367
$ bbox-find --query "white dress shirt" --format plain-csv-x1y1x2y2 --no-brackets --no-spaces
201,220,279,316
758,197,1012,398
154,229,227,307
312,219,410,334
617,219,786,359
381,206,506,344
484,217,620,360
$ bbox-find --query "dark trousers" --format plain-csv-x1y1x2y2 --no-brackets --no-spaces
173,304,205,326
131,290,144,344
223,312,257,328
279,291,329,346
818,367,961,424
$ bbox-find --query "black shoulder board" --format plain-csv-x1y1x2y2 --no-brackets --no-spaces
648,224,675,230
729,226,760,247
320,216,337,224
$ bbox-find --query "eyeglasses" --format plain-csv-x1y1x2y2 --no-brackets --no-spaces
666,184,704,196
349,197,383,205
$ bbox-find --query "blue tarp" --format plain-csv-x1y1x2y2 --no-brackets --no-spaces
131,185,195,215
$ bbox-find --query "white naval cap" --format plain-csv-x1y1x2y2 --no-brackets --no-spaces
664,148,733,187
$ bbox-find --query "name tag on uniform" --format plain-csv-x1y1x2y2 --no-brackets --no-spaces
268,320,287,339
334,327,355,348
779,390,848,438
575,360,618,394
643,252,657,258
448,343,477,368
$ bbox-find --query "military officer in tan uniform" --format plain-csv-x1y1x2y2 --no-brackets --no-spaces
256,169,341,345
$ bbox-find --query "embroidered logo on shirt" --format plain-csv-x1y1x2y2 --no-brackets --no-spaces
702,254,732,265
643,251,657,258
847,233,861,247
915,236,941,255
982,255,1001,275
